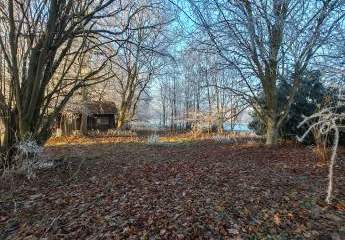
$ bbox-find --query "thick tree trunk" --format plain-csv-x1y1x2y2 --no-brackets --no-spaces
264,76,279,145
266,119,279,145
17,110,53,144
216,115,224,133
1,111,18,167
117,118,125,129
117,109,126,129
80,89,88,135
80,113,88,135
18,117,32,139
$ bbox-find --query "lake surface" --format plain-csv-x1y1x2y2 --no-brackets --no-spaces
224,123,250,132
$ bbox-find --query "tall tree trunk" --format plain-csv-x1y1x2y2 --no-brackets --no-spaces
16,110,31,139
2,111,17,167
216,115,224,133
117,108,127,129
264,81,279,145
80,113,88,134
266,118,278,145
80,99,88,135
80,78,88,135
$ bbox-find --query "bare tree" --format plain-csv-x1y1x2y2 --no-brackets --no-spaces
101,2,170,129
156,45,247,133
0,0,151,163
171,0,345,144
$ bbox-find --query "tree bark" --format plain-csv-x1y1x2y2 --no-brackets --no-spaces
266,118,279,145
80,113,88,135
1,110,17,167
216,116,224,133
116,108,127,129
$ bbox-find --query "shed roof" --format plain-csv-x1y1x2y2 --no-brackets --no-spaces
62,101,117,115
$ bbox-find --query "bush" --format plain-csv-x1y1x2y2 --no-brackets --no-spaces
147,133,160,144
88,129,137,137
106,129,137,137
249,70,330,143
0,137,44,179
211,134,237,144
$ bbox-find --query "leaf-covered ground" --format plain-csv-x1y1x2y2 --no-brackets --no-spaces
1,138,344,239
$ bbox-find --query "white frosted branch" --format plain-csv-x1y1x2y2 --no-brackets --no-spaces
297,94,345,204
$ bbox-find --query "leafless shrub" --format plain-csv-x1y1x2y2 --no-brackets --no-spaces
211,132,262,145
298,92,345,204
147,133,160,145
106,129,137,137
1,137,42,179
1,136,58,179
88,129,137,137
88,130,101,136
212,134,238,144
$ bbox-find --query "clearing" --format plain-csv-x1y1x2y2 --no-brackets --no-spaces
1,136,344,239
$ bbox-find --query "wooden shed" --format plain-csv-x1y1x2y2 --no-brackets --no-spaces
57,101,117,135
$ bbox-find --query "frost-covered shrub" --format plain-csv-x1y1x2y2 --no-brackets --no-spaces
147,133,160,144
106,129,137,137
14,138,43,179
0,136,54,179
212,134,237,144
72,130,81,136
211,133,262,145
88,129,101,136
88,129,137,137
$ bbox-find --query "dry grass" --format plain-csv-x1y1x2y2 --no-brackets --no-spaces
46,135,143,146
313,145,331,166
47,132,263,147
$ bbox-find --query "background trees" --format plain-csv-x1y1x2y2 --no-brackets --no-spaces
170,0,345,144
0,0,344,161
109,4,170,129
156,44,247,132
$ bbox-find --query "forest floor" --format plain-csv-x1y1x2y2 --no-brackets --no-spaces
0,135,344,239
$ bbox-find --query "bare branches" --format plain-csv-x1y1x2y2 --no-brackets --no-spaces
0,0,172,162
172,0,345,144
298,92,345,203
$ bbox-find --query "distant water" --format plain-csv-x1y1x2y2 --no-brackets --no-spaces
131,121,251,132
224,123,250,132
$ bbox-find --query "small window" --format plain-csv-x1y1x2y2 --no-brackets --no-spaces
96,117,109,125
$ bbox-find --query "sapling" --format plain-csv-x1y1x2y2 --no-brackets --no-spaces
297,93,345,204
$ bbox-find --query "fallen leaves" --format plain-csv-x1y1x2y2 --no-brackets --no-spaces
335,202,345,211
1,138,344,239
273,213,281,225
